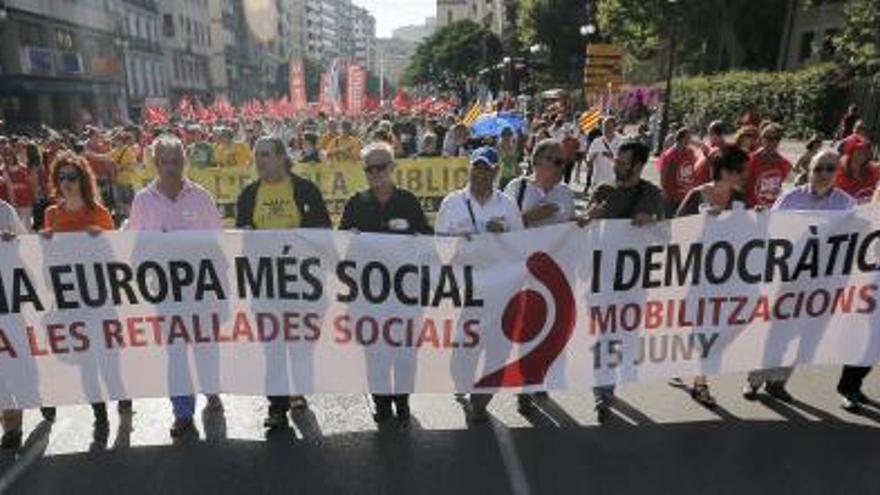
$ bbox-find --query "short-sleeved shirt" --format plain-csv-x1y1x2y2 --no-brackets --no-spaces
127,178,222,231
110,145,141,186
834,165,880,205
744,149,792,208
215,142,252,168
44,203,114,232
773,184,855,211
187,142,216,168
0,199,26,234
435,188,524,235
339,187,432,235
504,177,575,227
252,175,302,229
657,145,698,206
587,134,621,188
589,179,667,220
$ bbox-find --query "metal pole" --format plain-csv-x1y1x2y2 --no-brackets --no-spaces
656,13,677,156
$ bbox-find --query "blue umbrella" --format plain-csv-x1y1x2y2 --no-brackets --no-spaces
470,112,525,137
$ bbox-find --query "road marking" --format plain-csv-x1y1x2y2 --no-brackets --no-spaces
491,420,531,495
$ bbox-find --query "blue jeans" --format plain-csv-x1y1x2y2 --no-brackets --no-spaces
593,386,615,404
171,395,195,420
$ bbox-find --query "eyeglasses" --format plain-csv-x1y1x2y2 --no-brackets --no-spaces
812,164,838,174
57,171,80,182
365,162,391,174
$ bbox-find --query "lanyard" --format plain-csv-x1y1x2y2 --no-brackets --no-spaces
464,197,478,233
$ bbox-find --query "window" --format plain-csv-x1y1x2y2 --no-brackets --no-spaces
447,10,453,24
163,14,175,37
20,22,48,47
798,31,815,62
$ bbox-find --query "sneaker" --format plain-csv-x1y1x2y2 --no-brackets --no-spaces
1,430,22,451
742,384,760,401
169,418,196,438
205,395,223,412
765,383,793,402
117,400,133,414
40,407,56,422
263,412,289,430
841,394,862,412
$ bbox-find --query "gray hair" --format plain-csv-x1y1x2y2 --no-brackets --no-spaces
531,138,560,165
150,133,185,162
810,148,840,170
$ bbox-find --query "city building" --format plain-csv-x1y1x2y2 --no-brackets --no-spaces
375,37,417,89
304,0,374,68
778,0,846,70
0,0,127,129
160,0,213,104
391,17,436,45
120,0,167,120
436,0,516,44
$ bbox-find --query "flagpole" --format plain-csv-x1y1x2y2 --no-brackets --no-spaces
379,47,385,107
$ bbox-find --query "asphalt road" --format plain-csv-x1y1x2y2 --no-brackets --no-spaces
3,138,877,495
1,367,878,494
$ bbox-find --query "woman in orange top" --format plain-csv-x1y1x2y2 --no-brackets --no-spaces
41,151,127,427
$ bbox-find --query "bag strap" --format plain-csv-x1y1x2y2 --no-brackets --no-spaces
516,178,527,210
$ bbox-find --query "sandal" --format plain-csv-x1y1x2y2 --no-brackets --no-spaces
691,383,716,407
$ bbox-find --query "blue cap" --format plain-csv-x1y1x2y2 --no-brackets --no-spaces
469,146,500,168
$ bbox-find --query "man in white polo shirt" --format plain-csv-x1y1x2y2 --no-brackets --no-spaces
436,146,523,423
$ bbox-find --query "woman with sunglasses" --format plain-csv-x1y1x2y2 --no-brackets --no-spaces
40,152,126,427
674,145,750,407
743,149,855,403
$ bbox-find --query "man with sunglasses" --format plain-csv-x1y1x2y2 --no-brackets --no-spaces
743,123,791,209
744,149,855,403
339,142,432,424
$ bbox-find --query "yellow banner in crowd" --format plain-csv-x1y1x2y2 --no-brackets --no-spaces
132,157,470,218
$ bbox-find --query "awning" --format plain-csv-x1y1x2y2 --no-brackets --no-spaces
0,76,123,97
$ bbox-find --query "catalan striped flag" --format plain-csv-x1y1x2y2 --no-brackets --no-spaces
579,107,603,133
461,103,484,126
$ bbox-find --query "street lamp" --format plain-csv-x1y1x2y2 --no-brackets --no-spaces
655,0,679,156
580,24,596,37
115,35,131,122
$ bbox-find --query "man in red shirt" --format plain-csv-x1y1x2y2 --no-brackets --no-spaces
657,127,698,211
743,123,791,208
834,138,879,204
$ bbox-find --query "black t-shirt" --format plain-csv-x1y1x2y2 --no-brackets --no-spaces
338,187,433,235
589,179,667,220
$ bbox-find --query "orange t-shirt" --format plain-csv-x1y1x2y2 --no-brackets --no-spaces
43,203,114,232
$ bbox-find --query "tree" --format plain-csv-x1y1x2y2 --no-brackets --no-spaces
834,0,880,74
519,0,590,87
595,0,788,79
402,20,503,93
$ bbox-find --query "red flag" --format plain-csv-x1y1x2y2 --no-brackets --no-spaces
346,64,366,116
392,89,411,111
144,105,169,125
176,95,194,120
289,59,307,113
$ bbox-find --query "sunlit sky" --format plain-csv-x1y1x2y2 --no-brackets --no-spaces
352,0,436,38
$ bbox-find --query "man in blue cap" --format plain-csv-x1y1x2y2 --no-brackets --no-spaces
436,146,524,423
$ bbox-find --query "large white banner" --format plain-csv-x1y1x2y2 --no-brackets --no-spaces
2,206,880,407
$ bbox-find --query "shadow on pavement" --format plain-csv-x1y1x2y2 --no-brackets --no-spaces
3,421,880,494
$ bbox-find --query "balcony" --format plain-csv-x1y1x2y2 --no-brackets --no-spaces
123,0,160,13
128,37,162,55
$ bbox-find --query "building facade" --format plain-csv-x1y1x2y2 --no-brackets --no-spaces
160,0,213,104
303,0,374,68
120,0,167,120
0,0,127,129
778,0,846,71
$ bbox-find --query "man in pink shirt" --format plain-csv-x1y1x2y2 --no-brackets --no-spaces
128,134,223,438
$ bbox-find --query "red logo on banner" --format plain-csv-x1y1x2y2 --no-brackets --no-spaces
474,252,576,388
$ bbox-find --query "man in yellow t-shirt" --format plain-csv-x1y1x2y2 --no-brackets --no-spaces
215,128,252,168
334,120,362,162
234,135,331,431
109,131,141,216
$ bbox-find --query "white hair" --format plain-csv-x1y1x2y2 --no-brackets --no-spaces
150,133,185,162
810,148,840,170
361,141,395,162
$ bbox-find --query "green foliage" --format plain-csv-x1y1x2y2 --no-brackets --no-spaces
834,0,880,74
518,0,590,86
402,20,503,90
668,64,839,138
